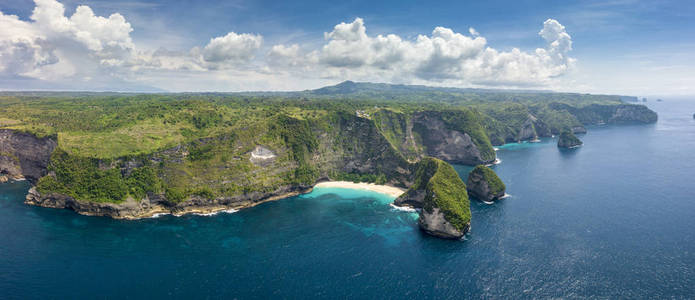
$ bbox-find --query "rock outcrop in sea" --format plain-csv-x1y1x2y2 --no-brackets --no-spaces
466,165,506,202
558,130,583,148
395,157,471,239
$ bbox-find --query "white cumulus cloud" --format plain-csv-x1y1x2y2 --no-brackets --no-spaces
0,11,57,76
201,32,263,65
0,0,577,91
270,17,576,87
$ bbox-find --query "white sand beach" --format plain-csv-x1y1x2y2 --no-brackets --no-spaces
314,181,406,198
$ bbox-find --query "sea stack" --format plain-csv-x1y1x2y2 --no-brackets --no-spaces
395,157,471,239
466,165,506,202
558,130,583,148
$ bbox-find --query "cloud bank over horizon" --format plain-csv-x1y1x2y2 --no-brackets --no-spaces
2,0,577,92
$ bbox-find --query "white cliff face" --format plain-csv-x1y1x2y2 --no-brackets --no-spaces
249,146,276,165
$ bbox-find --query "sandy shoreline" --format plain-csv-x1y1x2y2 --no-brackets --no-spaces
313,181,406,198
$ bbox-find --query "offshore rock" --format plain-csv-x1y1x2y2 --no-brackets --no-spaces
558,130,583,148
466,165,506,202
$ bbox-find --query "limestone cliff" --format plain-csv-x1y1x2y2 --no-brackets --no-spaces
548,103,658,125
25,185,311,219
608,105,658,123
0,129,56,182
372,109,497,166
19,113,417,218
411,111,495,165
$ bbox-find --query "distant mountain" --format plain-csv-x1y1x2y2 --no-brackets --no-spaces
273,80,629,105
0,80,639,105
308,80,552,95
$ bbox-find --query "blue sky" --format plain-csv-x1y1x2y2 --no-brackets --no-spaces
0,0,693,96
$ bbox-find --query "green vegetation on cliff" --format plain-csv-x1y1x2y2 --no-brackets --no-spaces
270,114,320,185
438,109,496,162
36,149,162,203
558,130,583,148
470,165,505,195
414,158,471,231
0,83,656,204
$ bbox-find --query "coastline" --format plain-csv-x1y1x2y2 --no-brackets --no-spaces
20,180,407,220
24,186,313,220
313,181,406,198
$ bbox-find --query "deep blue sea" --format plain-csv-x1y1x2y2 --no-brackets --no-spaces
1,100,694,299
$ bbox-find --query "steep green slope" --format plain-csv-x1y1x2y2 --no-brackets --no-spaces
466,165,506,202
396,157,471,237
421,158,471,231
0,86,657,211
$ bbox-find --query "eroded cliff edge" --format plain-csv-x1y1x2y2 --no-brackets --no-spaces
13,110,493,219
0,129,56,182
2,102,658,221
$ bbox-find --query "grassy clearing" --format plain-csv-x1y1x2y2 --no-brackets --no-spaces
59,119,186,158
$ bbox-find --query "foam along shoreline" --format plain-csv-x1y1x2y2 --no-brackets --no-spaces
313,181,406,198
389,203,417,212
486,158,502,166
149,208,239,218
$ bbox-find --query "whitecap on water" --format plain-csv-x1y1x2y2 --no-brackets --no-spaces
193,209,238,216
486,158,502,166
389,203,417,212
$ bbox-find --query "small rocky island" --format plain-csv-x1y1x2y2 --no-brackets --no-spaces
395,157,471,239
466,165,506,202
558,130,583,148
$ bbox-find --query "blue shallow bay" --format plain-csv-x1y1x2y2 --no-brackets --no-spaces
1,100,695,298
